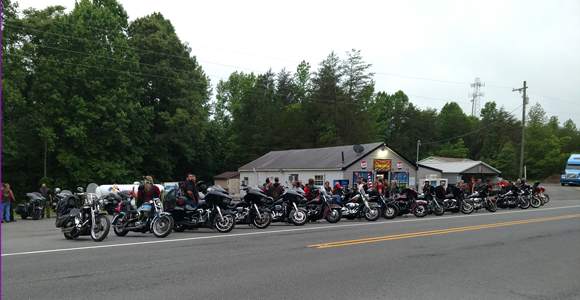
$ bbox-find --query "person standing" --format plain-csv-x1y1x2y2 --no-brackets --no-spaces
391,180,400,195
137,176,160,208
324,181,332,194
472,178,483,194
39,183,53,218
269,177,284,201
435,181,446,199
332,182,343,205
184,173,200,208
2,183,16,223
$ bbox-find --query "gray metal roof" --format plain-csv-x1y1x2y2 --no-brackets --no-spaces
420,161,501,173
238,142,384,171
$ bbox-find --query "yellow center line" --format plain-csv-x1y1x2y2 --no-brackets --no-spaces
309,214,580,249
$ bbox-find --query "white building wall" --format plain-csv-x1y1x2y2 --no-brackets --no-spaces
239,170,344,189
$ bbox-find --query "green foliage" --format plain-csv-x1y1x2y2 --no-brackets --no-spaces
436,139,469,158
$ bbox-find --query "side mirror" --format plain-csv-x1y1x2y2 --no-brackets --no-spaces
77,187,84,192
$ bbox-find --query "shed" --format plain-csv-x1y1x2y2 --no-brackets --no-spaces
213,171,240,194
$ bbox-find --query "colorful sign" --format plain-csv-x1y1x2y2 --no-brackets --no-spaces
478,166,483,173
333,180,349,188
361,161,367,169
373,159,391,171
397,162,403,170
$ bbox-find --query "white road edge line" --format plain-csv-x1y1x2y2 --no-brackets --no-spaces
3,204,580,257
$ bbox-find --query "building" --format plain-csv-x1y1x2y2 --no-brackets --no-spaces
212,171,240,194
238,142,417,189
417,156,501,187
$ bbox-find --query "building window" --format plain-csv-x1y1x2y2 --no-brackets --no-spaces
314,175,324,186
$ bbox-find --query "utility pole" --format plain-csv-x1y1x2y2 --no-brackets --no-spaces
513,81,528,179
469,78,485,117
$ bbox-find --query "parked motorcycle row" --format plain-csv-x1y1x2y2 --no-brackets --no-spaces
33,178,548,242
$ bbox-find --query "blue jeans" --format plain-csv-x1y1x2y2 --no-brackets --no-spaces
332,195,343,205
2,203,10,221
187,200,197,208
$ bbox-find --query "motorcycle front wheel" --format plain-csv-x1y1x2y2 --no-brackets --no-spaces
213,214,236,233
152,215,174,238
364,207,381,221
413,204,428,217
543,194,550,204
433,202,445,216
32,209,41,220
325,208,342,223
382,204,398,219
485,200,497,212
91,214,110,242
289,209,307,226
530,197,541,208
252,211,272,229
461,202,474,214
519,197,530,209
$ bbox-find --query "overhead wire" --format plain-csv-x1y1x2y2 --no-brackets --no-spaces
5,23,576,112
421,105,524,145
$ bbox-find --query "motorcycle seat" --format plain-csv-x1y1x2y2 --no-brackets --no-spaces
185,205,196,211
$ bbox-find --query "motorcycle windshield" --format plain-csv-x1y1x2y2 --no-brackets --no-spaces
86,183,99,194
60,190,72,195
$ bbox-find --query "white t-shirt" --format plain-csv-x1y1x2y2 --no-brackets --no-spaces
358,183,366,195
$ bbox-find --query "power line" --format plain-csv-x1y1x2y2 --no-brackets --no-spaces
422,105,524,145
528,92,580,106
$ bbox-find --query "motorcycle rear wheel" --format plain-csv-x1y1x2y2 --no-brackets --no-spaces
153,215,174,238
325,208,342,223
289,209,307,226
413,204,428,217
543,194,550,204
530,197,541,208
382,204,398,219
113,218,129,236
212,214,235,233
64,229,80,240
173,224,187,232
252,211,272,229
91,215,110,242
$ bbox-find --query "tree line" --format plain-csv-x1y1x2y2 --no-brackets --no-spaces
2,0,579,198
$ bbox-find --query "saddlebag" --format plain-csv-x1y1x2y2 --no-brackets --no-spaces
15,203,28,215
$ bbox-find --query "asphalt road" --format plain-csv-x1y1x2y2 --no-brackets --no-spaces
2,184,579,300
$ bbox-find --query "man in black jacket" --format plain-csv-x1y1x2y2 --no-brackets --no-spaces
435,181,446,199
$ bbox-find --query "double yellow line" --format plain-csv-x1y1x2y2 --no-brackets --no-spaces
308,214,580,249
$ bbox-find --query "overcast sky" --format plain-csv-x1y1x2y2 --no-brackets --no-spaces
14,0,580,126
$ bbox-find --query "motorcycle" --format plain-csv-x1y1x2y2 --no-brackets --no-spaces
463,184,497,214
416,186,444,216
112,196,175,238
440,184,468,213
338,188,381,221
15,193,44,220
54,183,111,242
304,189,342,223
532,181,549,206
520,180,541,208
377,193,399,219
52,188,72,212
231,186,273,229
103,191,133,215
389,187,429,217
268,187,309,226
496,184,530,209
164,185,235,233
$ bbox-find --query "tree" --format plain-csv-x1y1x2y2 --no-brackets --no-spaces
127,12,212,181
494,142,518,180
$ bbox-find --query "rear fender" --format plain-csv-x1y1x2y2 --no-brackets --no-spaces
111,213,124,224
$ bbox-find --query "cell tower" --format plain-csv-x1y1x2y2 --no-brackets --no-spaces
469,77,485,117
